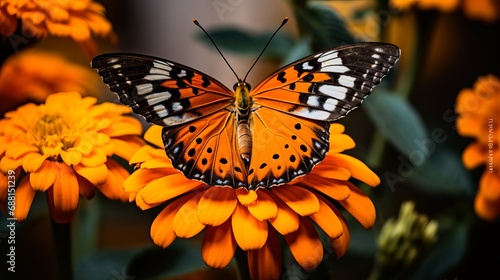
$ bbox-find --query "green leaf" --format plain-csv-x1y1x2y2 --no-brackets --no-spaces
126,240,207,279
363,90,429,159
408,147,475,197
195,28,295,60
293,2,356,51
409,219,469,280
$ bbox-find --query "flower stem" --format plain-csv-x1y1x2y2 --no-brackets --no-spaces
51,220,73,280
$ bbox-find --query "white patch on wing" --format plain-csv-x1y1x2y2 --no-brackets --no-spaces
135,83,153,95
153,61,172,71
145,92,172,104
149,68,170,76
338,75,356,88
153,105,168,118
306,96,320,107
144,74,168,81
323,98,339,111
318,85,348,100
301,62,314,70
293,107,330,120
171,102,183,112
316,50,338,62
111,64,122,69
177,70,187,78
321,65,350,73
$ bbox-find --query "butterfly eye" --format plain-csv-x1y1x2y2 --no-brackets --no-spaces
233,83,238,91
233,82,252,91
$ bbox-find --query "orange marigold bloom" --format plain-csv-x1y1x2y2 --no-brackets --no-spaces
390,0,500,22
126,124,380,279
0,0,114,56
0,50,100,115
0,92,144,223
456,75,500,221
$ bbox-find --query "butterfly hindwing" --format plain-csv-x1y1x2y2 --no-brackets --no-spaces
162,109,247,188
91,53,234,126
251,42,400,121
247,107,330,189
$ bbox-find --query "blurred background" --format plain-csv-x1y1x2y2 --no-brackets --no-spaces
2,0,500,279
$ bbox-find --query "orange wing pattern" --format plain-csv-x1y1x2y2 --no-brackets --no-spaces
245,43,400,188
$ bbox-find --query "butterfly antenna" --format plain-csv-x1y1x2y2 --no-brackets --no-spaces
193,19,241,81
243,17,289,82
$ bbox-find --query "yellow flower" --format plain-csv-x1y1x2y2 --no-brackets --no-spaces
0,92,144,223
456,75,500,221
390,0,500,22
126,124,380,279
0,0,114,56
0,50,100,115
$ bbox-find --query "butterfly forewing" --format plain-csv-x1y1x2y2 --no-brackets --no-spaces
252,42,400,121
91,53,234,126
245,42,400,188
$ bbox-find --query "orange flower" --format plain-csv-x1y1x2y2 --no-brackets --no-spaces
0,0,114,56
456,75,500,221
390,0,500,22
0,92,144,223
126,124,380,279
0,50,100,115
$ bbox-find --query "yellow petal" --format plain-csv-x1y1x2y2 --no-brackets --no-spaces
235,188,258,205
330,207,350,258
284,217,323,270
197,187,237,226
300,175,351,201
310,197,343,239
201,220,237,269
144,125,164,148
338,182,376,229
140,173,204,204
13,176,36,222
231,203,268,250
80,149,107,167
48,163,79,223
0,156,23,174
172,192,205,238
22,153,48,172
74,164,109,185
248,189,278,221
60,149,82,165
95,160,129,202
328,154,380,187
5,143,38,159
30,160,57,191
268,192,300,235
151,193,194,248
248,227,282,280
272,185,319,216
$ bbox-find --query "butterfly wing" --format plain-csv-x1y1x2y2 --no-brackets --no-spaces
247,42,400,189
91,54,247,187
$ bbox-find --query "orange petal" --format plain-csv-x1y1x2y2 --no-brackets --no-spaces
5,143,38,159
172,192,205,238
60,149,82,165
232,203,268,250
95,160,129,202
330,207,350,258
338,182,376,229
77,175,95,199
151,193,194,248
140,173,204,204
109,137,144,161
80,149,107,167
0,156,23,173
330,123,345,134
74,164,109,185
144,125,164,148
140,158,177,169
197,187,237,226
201,220,237,269
474,191,500,221
30,160,57,191
48,163,79,223
247,189,278,221
235,188,258,205
248,227,282,280
462,143,485,169
478,171,500,201
309,165,351,181
123,168,168,193
310,196,343,239
300,175,351,201
13,176,36,222
272,185,319,216
22,153,48,172
284,217,323,270
268,192,300,235
328,154,380,187
329,134,356,153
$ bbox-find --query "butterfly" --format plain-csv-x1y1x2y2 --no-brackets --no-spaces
91,20,400,190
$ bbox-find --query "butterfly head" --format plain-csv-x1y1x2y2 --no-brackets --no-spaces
234,82,252,111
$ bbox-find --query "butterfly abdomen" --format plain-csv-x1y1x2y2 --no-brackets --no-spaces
235,82,252,163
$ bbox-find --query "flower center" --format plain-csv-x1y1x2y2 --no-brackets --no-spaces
32,114,77,158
